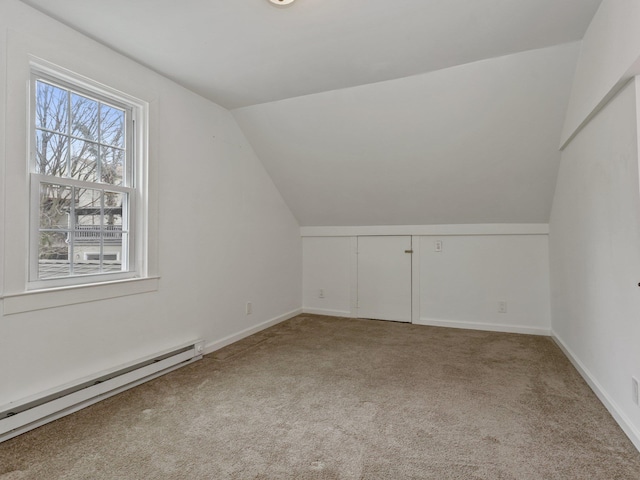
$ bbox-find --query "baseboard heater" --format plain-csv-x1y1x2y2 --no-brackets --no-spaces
0,339,205,443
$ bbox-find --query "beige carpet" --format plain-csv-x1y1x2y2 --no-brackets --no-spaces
1,314,640,479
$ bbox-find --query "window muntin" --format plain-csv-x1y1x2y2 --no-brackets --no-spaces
30,71,137,286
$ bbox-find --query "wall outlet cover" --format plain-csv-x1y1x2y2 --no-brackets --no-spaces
498,301,507,314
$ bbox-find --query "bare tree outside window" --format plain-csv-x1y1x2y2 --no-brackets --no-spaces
34,79,130,280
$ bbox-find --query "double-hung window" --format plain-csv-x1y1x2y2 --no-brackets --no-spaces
29,67,142,288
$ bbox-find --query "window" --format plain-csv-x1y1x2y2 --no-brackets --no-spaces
29,67,144,288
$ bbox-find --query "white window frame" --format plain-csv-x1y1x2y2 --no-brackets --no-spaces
28,63,148,290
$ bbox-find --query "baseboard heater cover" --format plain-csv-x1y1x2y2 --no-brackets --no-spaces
0,340,204,443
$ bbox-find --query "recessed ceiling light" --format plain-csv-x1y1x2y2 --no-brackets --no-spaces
268,0,296,6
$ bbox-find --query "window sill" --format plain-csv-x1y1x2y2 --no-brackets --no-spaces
1,276,159,315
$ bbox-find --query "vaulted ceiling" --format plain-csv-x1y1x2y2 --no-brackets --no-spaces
234,43,580,226
21,0,601,110
21,0,603,226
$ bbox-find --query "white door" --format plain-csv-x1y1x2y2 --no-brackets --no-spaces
357,236,412,322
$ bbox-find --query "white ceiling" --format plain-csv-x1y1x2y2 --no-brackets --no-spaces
21,0,601,109
234,43,580,226
20,0,602,227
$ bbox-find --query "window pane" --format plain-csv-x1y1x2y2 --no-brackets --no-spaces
100,146,124,185
75,187,102,227
100,104,125,148
36,131,68,176
70,138,99,182
104,192,124,225
40,183,71,229
36,81,68,134
72,187,102,276
104,192,124,272
104,231,126,273
71,253,102,276
38,231,70,279
71,93,99,141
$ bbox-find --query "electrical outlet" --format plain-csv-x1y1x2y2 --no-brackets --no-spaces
435,240,443,252
498,301,507,314
633,377,639,405
246,302,253,315
319,289,325,299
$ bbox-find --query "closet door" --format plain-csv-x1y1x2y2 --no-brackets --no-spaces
357,236,412,322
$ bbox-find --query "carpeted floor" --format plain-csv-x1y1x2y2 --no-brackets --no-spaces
1,314,640,479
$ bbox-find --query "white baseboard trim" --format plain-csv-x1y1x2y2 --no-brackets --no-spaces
203,308,302,355
551,331,640,452
302,308,351,318
416,317,551,336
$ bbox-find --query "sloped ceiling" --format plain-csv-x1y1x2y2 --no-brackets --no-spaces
21,0,600,110
20,0,601,226
234,43,580,226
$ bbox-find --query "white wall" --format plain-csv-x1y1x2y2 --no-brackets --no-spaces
0,0,301,406
550,79,640,449
550,0,640,451
302,237,353,317
303,230,551,335
418,235,550,335
561,0,640,146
